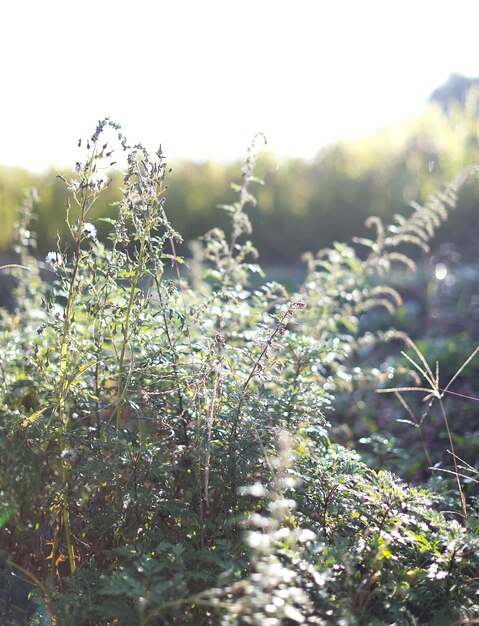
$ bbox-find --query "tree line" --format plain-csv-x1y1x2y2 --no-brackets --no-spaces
1,100,479,266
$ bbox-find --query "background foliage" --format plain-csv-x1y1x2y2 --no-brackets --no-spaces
2,98,479,266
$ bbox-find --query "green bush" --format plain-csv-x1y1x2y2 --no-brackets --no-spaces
0,120,478,625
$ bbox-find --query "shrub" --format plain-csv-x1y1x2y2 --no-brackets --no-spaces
0,120,478,625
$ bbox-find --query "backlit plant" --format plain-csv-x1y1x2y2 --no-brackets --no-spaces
0,120,478,625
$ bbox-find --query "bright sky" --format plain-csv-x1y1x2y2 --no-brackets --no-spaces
2,0,479,172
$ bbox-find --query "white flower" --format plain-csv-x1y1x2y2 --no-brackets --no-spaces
83,222,97,240
295,528,316,543
247,531,272,551
45,251,62,267
239,482,267,497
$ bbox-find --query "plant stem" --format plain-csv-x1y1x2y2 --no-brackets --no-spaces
437,396,467,521
9,561,58,625
229,303,300,507
54,149,97,575
115,230,148,430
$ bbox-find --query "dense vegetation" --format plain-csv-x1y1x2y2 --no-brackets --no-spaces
1,118,479,625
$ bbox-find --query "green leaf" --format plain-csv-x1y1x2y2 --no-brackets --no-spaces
22,406,49,427
0,505,15,529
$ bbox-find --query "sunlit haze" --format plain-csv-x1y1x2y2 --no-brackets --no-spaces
2,0,479,172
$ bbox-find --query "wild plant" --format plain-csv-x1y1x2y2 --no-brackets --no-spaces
218,431,323,626
0,121,478,626
377,337,479,521
296,167,479,491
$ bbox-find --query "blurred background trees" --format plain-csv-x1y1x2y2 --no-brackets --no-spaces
1,76,479,267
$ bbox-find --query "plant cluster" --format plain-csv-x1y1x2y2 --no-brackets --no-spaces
0,120,478,625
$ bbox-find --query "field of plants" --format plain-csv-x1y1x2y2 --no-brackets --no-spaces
1,114,479,625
